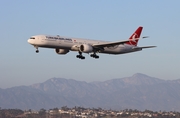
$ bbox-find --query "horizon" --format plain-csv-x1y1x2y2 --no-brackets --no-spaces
1,73,180,89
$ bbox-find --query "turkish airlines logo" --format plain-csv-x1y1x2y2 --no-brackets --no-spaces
129,33,138,45
132,33,138,40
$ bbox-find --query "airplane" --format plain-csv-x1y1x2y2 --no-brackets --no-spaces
27,26,156,59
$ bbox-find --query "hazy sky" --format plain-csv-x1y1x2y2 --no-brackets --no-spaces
1,1,180,88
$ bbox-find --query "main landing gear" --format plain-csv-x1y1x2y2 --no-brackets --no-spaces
76,52,85,59
76,52,100,60
90,53,99,59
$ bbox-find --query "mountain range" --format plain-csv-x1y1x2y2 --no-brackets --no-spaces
0,73,180,111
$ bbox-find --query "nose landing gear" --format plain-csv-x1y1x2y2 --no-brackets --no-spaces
34,46,39,53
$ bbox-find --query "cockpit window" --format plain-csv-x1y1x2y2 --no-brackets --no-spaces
30,37,35,39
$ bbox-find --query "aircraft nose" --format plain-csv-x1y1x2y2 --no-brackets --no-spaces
27,39,34,44
27,39,31,44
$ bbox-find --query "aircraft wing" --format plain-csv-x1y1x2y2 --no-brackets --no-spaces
92,40,130,47
92,36,148,48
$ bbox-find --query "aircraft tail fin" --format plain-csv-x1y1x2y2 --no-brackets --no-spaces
126,26,143,46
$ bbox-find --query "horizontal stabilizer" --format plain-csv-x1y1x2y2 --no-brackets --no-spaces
133,46,156,50
142,36,149,39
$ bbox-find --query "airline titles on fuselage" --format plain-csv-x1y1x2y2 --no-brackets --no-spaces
46,36,72,41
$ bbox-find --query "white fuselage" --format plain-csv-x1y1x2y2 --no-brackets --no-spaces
28,35,140,55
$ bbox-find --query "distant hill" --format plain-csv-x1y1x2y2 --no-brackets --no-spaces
0,73,180,111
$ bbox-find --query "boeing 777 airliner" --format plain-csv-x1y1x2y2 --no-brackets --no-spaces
27,26,156,59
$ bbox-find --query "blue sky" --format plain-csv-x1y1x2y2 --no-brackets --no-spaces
0,0,180,88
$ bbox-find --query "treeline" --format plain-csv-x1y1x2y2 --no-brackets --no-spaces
0,107,180,118
0,108,24,118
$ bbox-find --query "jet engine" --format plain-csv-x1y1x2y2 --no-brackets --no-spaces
55,48,69,54
79,44,93,53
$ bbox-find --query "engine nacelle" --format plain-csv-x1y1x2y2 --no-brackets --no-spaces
55,49,69,55
79,44,93,53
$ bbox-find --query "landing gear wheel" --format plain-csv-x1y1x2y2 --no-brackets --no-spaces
90,54,99,59
76,55,80,58
76,55,85,59
36,50,39,53
81,56,85,59
95,55,99,59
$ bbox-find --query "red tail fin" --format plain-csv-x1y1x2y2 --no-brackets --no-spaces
126,26,143,46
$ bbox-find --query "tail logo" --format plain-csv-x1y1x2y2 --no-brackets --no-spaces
126,26,143,46
132,33,138,42
129,33,138,45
